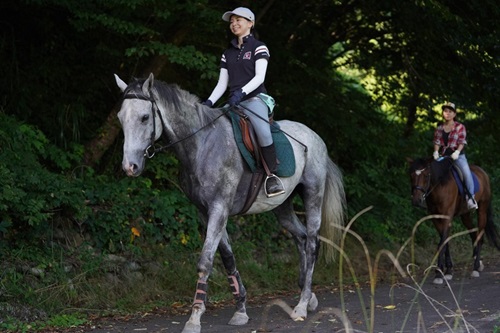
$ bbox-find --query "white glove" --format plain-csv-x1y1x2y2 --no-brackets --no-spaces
451,150,460,160
433,151,439,160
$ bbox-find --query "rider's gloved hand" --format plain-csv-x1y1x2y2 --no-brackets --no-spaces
433,151,439,160
201,100,213,107
451,150,460,160
228,89,246,106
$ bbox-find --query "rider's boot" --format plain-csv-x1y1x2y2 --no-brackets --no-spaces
261,143,285,198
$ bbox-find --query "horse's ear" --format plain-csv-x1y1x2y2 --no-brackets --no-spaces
405,157,414,164
143,73,155,95
114,74,128,92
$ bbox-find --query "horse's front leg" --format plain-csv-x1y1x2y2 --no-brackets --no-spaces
218,231,249,325
443,242,453,280
433,226,449,285
182,208,228,333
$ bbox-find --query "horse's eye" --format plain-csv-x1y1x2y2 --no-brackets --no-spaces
141,114,149,123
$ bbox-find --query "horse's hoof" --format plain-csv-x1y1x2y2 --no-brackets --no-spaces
182,322,201,333
444,274,453,281
290,304,307,321
228,312,249,326
307,293,318,311
479,260,484,272
433,277,444,285
471,270,480,278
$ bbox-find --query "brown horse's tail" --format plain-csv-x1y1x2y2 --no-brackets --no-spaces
485,203,500,250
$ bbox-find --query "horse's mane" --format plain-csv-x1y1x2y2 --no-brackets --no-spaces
430,157,453,185
410,157,453,186
409,158,428,174
150,80,224,124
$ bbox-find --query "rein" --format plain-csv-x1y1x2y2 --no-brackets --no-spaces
122,90,229,158
122,86,307,158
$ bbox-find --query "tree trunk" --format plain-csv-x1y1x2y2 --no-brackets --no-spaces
404,89,420,138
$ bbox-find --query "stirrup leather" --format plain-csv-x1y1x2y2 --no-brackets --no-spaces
264,174,285,198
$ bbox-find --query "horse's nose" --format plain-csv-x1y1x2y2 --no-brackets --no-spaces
411,196,426,209
123,162,140,177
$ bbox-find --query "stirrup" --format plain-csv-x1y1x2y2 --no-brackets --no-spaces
264,174,285,198
467,197,478,210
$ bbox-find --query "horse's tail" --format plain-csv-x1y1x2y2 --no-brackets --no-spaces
319,158,347,263
484,202,500,251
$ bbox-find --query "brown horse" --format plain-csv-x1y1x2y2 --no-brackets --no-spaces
408,157,500,284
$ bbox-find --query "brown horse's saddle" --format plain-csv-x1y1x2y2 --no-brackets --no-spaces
451,164,479,196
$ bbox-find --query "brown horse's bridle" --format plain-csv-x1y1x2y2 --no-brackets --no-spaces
412,166,431,200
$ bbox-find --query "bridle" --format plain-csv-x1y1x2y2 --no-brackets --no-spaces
411,166,431,201
122,87,229,159
122,89,165,158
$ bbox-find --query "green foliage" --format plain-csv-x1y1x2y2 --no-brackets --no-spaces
0,309,87,332
83,173,200,253
126,42,218,79
0,113,85,235
0,112,201,254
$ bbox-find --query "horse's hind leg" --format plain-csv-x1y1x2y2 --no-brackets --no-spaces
218,230,249,325
273,197,320,321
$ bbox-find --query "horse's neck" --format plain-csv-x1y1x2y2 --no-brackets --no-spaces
157,102,230,168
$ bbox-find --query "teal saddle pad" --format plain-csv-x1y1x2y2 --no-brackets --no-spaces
230,112,296,177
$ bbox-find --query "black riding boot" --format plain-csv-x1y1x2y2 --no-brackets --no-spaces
261,143,285,197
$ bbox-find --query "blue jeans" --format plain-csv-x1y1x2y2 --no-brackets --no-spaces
455,154,474,198
239,97,272,147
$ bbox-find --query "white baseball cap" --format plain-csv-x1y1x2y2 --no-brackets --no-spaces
222,7,255,22
441,102,456,112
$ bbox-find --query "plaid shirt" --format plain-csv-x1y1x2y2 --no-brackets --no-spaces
433,121,467,155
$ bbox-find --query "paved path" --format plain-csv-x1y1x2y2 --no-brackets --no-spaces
71,258,500,333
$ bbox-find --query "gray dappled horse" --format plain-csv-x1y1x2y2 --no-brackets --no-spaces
115,73,346,333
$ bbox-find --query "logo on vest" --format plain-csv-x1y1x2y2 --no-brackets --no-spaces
243,51,252,60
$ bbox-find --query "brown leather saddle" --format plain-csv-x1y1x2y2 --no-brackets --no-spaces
232,108,276,213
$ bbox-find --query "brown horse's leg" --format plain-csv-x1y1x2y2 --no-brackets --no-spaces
461,211,482,276
433,217,452,284
443,242,453,277
463,209,485,277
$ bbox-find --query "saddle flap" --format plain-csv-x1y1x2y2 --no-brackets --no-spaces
229,110,295,177
238,117,254,154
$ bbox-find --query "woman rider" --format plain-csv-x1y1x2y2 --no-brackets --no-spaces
202,7,285,197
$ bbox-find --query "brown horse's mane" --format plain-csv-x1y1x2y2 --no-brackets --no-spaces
430,157,454,185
